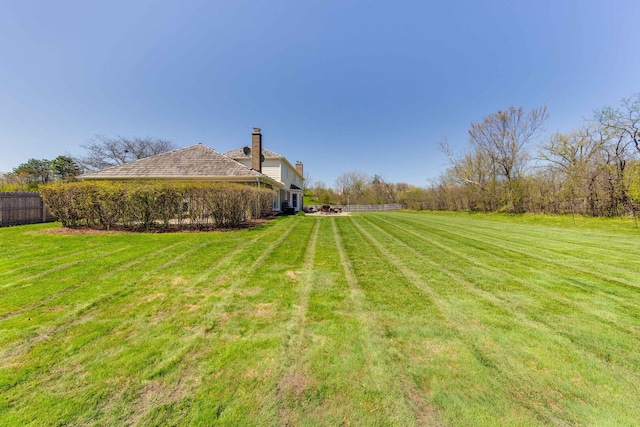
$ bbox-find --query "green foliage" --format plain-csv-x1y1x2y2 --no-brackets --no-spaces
5,156,81,191
0,173,28,192
40,181,275,230
12,158,52,190
626,161,640,202
51,156,81,180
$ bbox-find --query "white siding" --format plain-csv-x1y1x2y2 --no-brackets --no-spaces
279,163,297,188
236,159,251,169
261,160,281,182
229,155,303,211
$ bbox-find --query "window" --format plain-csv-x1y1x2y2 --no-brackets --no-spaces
292,193,298,208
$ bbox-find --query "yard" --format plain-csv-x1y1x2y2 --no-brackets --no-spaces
1,211,639,426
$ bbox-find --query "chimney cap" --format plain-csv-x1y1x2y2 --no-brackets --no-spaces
252,127,261,134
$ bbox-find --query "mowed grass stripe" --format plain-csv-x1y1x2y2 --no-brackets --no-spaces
359,214,640,376
391,211,635,261
275,217,320,424
0,245,117,279
348,216,548,424
348,215,639,425
0,246,130,289
445,217,640,282
386,212,640,298
340,216,523,425
101,241,188,278
1,234,206,318
366,214,640,340
280,217,320,349
142,215,300,289
182,217,316,425
415,211,640,256
332,217,434,424
376,214,640,369
0,246,135,319
0,224,94,268
359,214,559,329
413,213,640,287
1,218,310,425
0,221,302,408
410,218,640,326
1,236,208,379
101,217,313,425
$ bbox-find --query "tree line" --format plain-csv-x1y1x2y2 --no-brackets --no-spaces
305,92,639,218
306,173,426,210
424,93,640,217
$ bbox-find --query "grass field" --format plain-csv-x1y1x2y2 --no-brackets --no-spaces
1,211,640,426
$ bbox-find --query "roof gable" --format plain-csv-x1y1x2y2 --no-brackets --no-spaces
81,144,267,180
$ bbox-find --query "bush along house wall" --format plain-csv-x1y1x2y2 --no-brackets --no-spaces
40,181,276,230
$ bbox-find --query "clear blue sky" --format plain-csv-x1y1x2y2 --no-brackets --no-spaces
2,0,639,187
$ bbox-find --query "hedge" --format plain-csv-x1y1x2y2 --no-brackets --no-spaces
40,181,276,230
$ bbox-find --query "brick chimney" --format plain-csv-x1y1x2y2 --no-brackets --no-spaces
295,161,303,178
252,128,262,173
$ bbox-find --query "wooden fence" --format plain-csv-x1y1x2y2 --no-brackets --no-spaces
310,203,403,212
0,192,56,227
340,203,403,212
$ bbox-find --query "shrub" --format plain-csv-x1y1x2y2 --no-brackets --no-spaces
40,181,276,231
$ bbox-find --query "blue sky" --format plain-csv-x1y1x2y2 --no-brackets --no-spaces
1,0,639,187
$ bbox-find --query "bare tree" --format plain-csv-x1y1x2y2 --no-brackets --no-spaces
440,138,499,212
303,171,312,191
433,93,640,216
468,106,548,211
77,135,176,172
469,106,548,181
335,171,369,205
369,174,397,204
539,127,604,215
597,93,640,154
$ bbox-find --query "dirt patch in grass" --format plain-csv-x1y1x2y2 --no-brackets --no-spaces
171,277,188,286
27,227,131,236
143,293,166,302
278,370,311,397
286,270,299,281
237,287,262,297
277,369,316,426
252,303,276,318
127,380,185,425
127,352,204,425
403,379,445,426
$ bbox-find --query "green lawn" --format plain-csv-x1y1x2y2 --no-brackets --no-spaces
1,211,640,426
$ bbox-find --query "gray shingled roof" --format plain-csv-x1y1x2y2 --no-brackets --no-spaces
81,144,270,180
223,147,284,159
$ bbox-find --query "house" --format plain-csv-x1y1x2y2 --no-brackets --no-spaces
80,128,304,212
224,128,304,212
